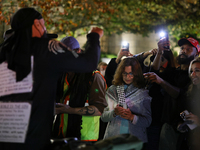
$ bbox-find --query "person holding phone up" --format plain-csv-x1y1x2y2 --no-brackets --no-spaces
144,37,200,150
105,41,157,87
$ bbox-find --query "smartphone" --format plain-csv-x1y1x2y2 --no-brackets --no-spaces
180,110,189,121
122,42,129,52
119,104,123,107
159,31,170,49
164,33,170,49
160,33,169,49
119,103,127,109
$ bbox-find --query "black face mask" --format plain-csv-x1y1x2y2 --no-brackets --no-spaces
177,54,195,65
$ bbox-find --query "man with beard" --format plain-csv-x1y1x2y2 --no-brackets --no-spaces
144,37,200,150
177,37,200,70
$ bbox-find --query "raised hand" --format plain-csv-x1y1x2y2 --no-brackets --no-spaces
90,27,104,38
157,37,170,52
116,49,133,63
48,40,67,54
143,72,163,84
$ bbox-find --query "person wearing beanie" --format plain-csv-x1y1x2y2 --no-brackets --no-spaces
61,36,80,50
144,37,199,150
52,36,107,142
0,7,103,150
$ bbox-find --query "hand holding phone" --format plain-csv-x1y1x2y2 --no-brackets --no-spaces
163,33,170,49
180,110,198,130
157,38,170,52
90,27,104,38
121,41,129,52
180,110,190,121
159,31,170,50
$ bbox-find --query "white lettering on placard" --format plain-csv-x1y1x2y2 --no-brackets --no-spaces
0,102,31,143
0,57,33,96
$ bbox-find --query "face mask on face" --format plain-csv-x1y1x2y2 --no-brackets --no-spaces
177,54,195,65
100,70,105,76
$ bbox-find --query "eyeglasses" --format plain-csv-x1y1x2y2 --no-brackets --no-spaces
122,72,134,77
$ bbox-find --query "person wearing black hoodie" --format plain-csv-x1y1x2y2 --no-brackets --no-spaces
0,7,103,150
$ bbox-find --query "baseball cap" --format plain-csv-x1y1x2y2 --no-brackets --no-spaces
60,36,80,50
178,37,200,53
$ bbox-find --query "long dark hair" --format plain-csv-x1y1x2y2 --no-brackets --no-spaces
163,50,176,68
66,72,93,139
112,57,145,88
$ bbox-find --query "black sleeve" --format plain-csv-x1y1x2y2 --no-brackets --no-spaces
104,58,119,87
45,32,101,73
157,67,176,83
134,53,149,73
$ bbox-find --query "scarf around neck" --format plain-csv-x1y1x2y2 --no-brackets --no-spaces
0,7,42,81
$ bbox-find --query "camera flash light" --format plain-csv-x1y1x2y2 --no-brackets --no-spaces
122,41,128,46
159,31,165,38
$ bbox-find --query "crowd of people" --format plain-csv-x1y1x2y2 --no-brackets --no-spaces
0,7,200,150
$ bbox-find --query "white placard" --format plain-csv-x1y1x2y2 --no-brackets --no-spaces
0,59,33,97
0,102,31,143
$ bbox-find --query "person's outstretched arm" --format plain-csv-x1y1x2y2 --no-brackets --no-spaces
46,27,103,73
55,104,101,116
143,72,180,98
152,37,170,70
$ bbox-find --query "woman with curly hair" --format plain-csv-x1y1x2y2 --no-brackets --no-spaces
101,57,152,143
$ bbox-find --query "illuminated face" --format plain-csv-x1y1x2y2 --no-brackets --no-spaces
122,66,134,85
190,62,200,86
100,65,107,72
32,18,46,38
180,44,197,58
178,44,197,64
99,65,107,76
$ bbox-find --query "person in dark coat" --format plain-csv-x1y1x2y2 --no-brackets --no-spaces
0,7,103,150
